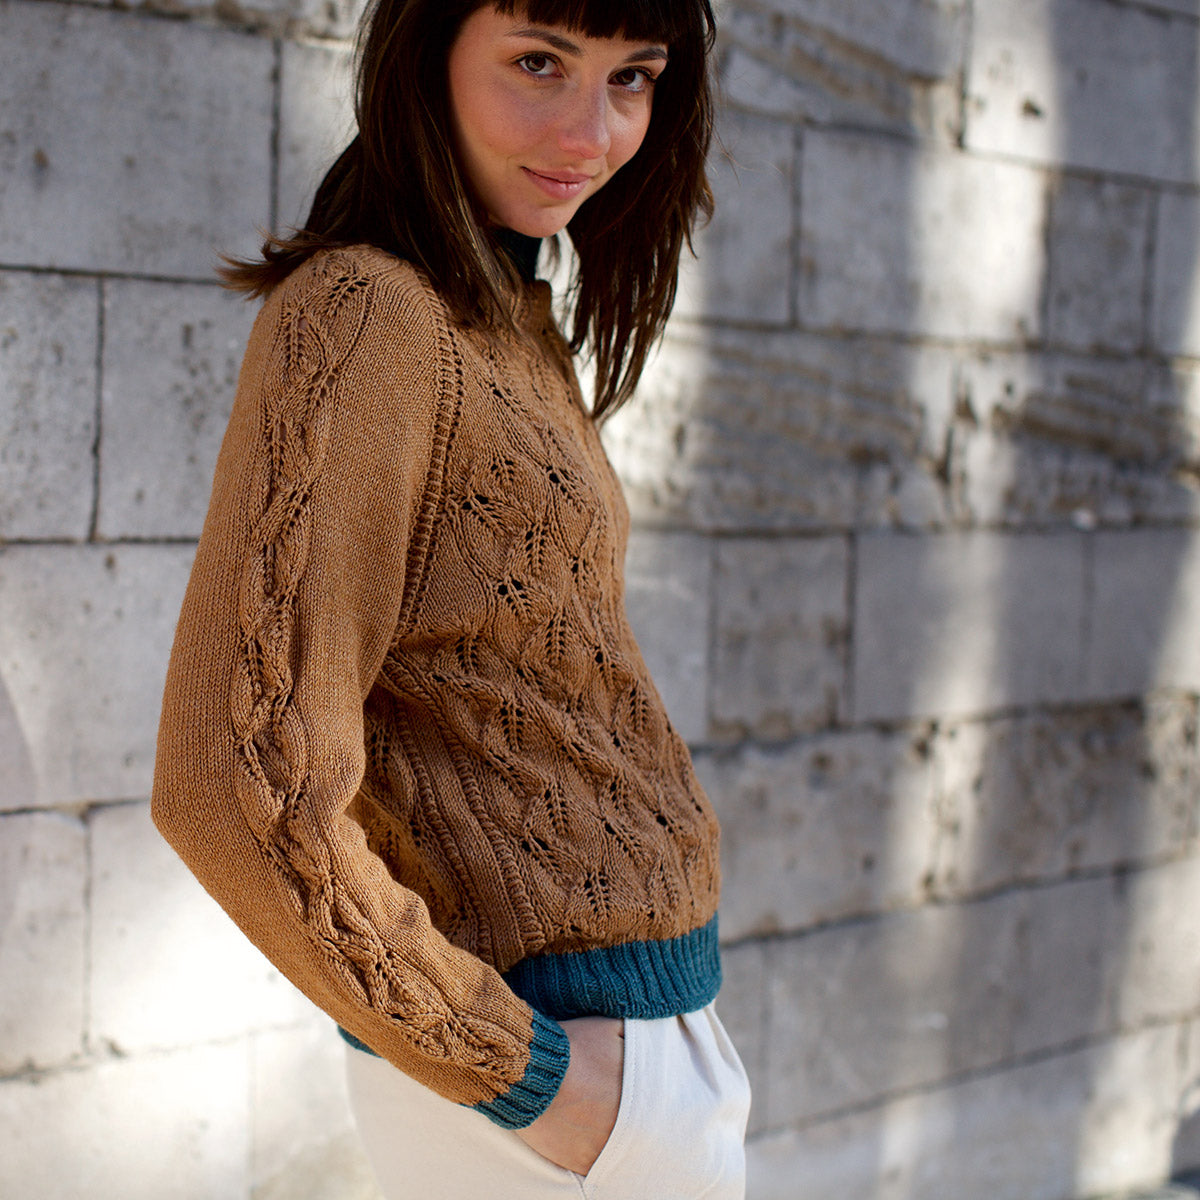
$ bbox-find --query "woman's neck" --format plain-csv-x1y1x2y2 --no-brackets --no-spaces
495,228,541,283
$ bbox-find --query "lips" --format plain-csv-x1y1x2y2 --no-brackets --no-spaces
522,166,597,201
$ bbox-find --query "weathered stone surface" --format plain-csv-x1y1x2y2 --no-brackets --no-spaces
799,129,1046,340
622,531,710,745
251,1024,381,1200
0,545,194,808
762,897,1021,1125
1047,176,1153,353
710,536,848,740
760,869,1196,1131
1178,1020,1200,1177
97,280,254,539
0,811,86,1073
1109,857,1200,1030
1089,529,1200,698
0,1042,250,1200
604,325,960,533
697,729,936,941
110,0,367,39
748,1024,1184,1200
0,271,98,540
719,0,967,139
967,0,1200,183
277,39,355,231
1153,190,1200,358
0,1,272,277
1007,875,1125,1059
949,351,1200,529
853,530,1086,723
613,330,1200,534
90,802,314,1054
675,109,793,325
931,701,1199,897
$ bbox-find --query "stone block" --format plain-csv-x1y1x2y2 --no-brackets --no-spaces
277,39,355,231
966,0,1200,182
799,129,1046,341
1088,529,1200,698
1047,176,1153,353
718,0,967,139
675,109,793,325
0,270,98,540
97,280,255,539
0,1042,249,1200
711,536,848,739
696,729,936,941
1153,191,1200,358
931,702,1199,897
90,802,314,1054
0,811,86,1073
603,324,960,533
761,896,1023,1126
0,1,272,277
251,1023,382,1200
747,1024,1183,1200
0,544,194,808
852,530,1086,723
622,531,710,745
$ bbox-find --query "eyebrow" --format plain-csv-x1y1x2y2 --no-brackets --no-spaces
507,26,670,63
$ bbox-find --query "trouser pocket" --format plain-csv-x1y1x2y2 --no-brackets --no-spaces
580,1004,750,1200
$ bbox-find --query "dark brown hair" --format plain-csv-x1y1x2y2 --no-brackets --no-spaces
221,0,716,417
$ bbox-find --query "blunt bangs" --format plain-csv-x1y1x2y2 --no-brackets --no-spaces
489,0,714,50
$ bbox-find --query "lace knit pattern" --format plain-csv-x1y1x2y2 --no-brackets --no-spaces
152,245,721,1126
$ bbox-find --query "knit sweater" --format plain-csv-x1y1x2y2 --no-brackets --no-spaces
151,243,722,1130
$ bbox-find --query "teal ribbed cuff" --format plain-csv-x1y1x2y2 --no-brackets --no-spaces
471,1009,571,1129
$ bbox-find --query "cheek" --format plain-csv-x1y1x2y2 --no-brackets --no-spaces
609,106,653,171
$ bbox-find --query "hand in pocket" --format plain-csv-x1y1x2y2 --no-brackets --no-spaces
515,1016,624,1175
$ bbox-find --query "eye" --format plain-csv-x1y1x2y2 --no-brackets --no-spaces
517,52,558,78
610,66,659,94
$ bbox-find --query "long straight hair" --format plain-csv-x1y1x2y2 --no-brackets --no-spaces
221,0,716,418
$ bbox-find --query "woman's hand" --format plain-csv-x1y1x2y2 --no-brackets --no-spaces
515,1016,624,1175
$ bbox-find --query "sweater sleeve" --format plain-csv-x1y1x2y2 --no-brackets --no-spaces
151,249,569,1127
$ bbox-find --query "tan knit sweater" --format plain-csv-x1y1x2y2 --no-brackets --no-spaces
152,244,721,1128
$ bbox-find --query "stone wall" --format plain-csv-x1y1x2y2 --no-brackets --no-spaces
2,1,1199,1197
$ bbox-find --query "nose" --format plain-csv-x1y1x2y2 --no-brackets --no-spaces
556,84,611,161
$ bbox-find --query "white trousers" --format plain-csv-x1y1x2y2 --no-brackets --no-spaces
345,1004,751,1200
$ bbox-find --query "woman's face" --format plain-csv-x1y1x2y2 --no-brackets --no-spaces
447,5,668,238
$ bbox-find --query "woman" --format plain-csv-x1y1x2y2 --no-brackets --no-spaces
151,1,749,1196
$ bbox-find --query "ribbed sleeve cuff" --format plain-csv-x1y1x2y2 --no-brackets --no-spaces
471,1009,571,1130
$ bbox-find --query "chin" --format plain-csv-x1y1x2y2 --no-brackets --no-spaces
500,205,580,240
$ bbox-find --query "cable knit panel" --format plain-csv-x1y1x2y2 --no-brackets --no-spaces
152,244,720,1127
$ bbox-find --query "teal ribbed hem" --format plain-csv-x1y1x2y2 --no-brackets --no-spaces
501,916,722,1021
472,1009,571,1129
